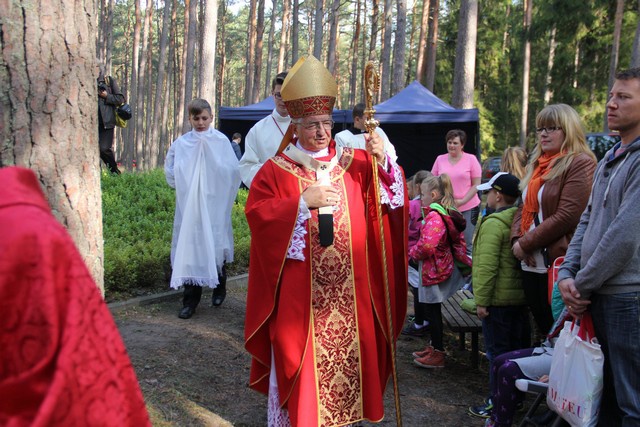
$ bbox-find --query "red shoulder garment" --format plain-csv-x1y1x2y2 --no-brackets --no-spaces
0,167,150,427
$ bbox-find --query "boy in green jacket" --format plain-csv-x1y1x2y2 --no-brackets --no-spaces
469,172,531,419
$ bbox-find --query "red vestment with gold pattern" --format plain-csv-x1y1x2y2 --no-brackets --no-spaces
0,167,150,427
244,143,408,427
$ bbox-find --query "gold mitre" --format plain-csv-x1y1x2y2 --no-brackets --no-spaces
281,55,338,119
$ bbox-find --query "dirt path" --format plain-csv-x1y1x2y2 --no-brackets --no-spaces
113,278,492,426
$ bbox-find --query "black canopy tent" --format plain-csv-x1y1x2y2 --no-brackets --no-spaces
365,81,480,178
217,81,479,179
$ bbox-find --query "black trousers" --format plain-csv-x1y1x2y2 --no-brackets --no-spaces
182,266,227,309
425,303,444,351
411,286,428,326
98,127,120,174
521,270,553,336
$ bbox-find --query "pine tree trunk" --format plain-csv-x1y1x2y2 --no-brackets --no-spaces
125,0,142,169
135,3,152,170
292,0,300,64
416,0,430,84
391,0,407,95
369,0,380,58
200,0,218,113
160,0,177,166
406,0,419,84
605,0,625,132
217,1,227,109
143,17,154,170
181,0,198,134
519,0,532,147
245,0,257,104
543,25,556,104
632,0,640,67
327,0,340,74
349,0,362,106
252,0,265,103
0,0,104,291
451,0,478,109
264,1,276,99
279,0,291,70
106,0,115,67
425,0,438,91
380,0,392,99
313,0,324,59
151,0,172,167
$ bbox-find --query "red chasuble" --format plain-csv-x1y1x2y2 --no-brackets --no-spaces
0,167,150,427
244,144,408,426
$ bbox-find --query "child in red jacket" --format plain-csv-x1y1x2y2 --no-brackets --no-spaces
409,174,472,368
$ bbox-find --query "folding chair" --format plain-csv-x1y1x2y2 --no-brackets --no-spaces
516,379,564,427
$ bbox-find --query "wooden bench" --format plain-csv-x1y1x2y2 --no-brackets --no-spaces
441,289,483,368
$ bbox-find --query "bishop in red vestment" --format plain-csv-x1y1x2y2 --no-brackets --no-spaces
0,167,150,426
244,56,408,427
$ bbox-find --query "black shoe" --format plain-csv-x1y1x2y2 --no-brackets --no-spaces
469,398,493,419
178,306,195,319
212,284,226,307
401,321,430,337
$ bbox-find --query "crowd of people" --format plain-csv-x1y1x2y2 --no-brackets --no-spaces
152,63,640,426
401,69,640,427
3,61,638,427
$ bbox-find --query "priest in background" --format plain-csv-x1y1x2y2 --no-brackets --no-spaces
335,102,398,161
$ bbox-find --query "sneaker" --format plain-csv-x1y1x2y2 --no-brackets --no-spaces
412,345,434,359
414,349,445,368
401,321,429,337
468,399,493,419
484,418,496,427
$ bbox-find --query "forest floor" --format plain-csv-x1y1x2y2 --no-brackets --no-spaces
112,275,537,427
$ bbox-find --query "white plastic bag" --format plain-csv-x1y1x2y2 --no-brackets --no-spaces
547,313,604,427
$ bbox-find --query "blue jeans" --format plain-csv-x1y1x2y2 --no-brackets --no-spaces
591,292,640,426
482,306,531,395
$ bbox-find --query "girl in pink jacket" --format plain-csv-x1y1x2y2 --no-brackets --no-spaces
409,174,472,368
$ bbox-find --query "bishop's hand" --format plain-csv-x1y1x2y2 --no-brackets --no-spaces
302,183,339,209
365,131,386,164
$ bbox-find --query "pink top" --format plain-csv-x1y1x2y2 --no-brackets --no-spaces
431,152,481,212
408,199,423,252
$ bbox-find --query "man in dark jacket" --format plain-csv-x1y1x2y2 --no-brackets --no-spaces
97,64,124,174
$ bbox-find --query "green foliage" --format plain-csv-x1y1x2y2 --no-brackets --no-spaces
101,169,250,300
102,169,174,299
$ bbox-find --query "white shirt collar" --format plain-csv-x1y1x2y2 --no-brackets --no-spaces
272,109,290,121
295,141,330,158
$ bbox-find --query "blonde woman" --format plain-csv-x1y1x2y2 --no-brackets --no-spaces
511,104,596,335
501,146,528,180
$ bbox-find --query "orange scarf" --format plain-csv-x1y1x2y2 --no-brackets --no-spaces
521,152,564,234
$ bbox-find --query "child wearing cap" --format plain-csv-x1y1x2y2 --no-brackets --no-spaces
468,172,531,420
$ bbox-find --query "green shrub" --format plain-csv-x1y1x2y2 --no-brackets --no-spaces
102,170,250,301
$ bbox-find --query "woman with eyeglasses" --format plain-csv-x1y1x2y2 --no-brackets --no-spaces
511,104,596,337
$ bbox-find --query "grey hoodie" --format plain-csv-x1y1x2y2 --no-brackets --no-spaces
558,136,640,297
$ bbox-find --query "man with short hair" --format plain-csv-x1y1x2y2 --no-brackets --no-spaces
230,132,242,160
558,67,640,425
244,56,408,426
334,102,398,161
239,71,290,187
